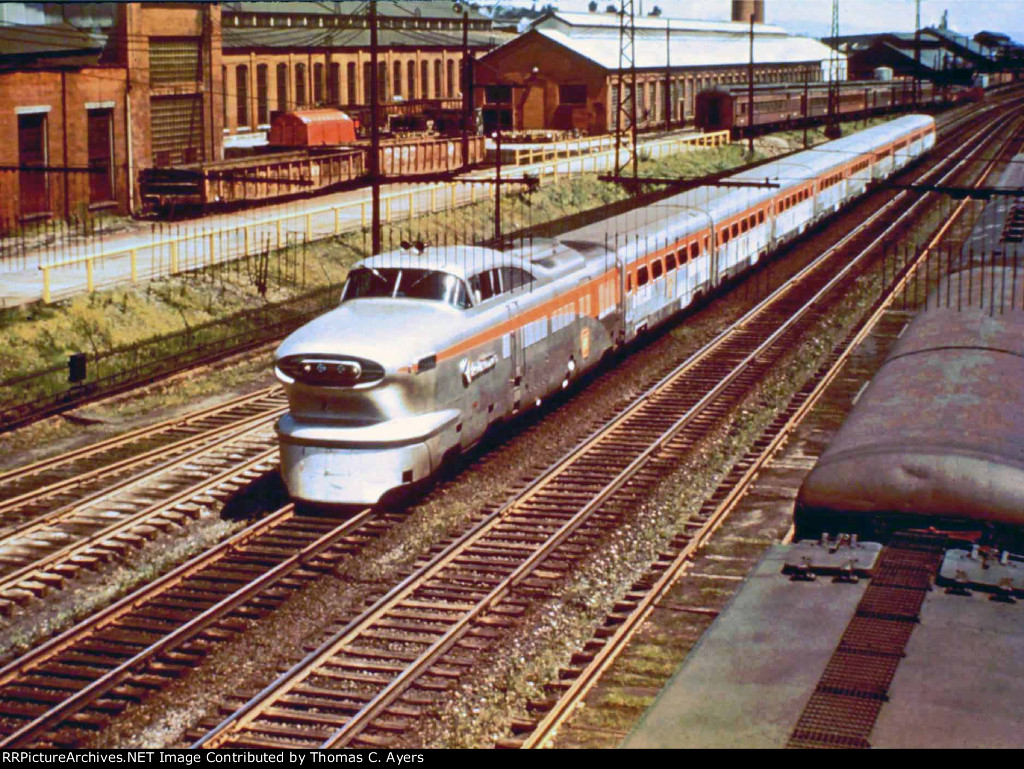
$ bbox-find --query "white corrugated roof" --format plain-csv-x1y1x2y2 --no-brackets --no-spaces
527,11,840,71
538,11,792,37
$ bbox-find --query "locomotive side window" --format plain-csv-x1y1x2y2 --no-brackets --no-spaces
731,223,739,238
758,210,765,224
666,253,677,271
652,260,663,279
637,266,650,287
740,219,748,234
470,268,502,302
690,242,700,260
499,266,533,292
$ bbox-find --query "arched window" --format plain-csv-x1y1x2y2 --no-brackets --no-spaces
329,62,340,104
421,61,430,100
434,60,442,98
236,64,249,126
277,63,288,112
295,63,306,107
446,59,455,97
256,64,269,124
407,60,416,99
313,62,324,104
393,61,402,97
347,62,357,104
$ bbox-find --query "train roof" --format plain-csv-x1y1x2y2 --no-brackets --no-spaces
797,267,1024,529
562,115,936,250
624,544,1024,748
700,78,918,95
358,245,530,281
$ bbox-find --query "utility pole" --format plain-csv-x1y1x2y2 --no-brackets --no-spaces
369,0,381,255
747,14,755,155
664,21,672,132
460,6,471,170
613,0,638,185
825,0,841,139
914,0,921,107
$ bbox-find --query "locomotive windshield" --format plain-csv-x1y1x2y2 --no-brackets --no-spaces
342,267,471,309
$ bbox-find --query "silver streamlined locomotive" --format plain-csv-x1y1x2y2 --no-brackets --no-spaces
274,115,936,506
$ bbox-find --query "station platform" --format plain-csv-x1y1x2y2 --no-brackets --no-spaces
623,544,1024,749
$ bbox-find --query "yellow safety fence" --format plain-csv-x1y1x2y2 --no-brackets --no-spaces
39,130,729,303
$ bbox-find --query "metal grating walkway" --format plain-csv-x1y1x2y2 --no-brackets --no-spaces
787,532,947,749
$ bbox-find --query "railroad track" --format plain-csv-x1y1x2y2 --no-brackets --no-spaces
0,386,287,529
1,100,1015,750
0,504,399,747
513,106,1024,749
183,107,1019,751
0,418,282,615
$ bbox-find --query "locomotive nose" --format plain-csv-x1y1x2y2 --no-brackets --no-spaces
274,299,459,375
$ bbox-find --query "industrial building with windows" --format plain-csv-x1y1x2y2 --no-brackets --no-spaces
473,3,841,135
219,1,512,147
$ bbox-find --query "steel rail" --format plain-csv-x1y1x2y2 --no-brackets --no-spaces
0,385,281,491
0,504,378,749
0,409,279,563
518,110,1024,749
193,111,1014,750
0,398,286,528
0,445,278,601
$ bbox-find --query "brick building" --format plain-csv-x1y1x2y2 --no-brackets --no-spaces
110,3,224,168
218,1,510,146
474,9,840,135
0,23,130,224
0,2,221,224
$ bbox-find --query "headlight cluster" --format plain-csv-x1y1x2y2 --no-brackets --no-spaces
277,355,384,387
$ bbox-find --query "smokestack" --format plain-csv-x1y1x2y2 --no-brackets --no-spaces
732,1,765,24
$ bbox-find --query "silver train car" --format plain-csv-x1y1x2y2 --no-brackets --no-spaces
275,115,936,505
795,154,1024,544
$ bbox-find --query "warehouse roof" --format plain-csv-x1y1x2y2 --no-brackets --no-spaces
222,25,510,51
0,22,106,68
512,11,840,71
223,1,492,22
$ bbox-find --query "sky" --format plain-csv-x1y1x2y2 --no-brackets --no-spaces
495,1,1024,43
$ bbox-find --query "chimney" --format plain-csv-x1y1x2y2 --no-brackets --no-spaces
732,1,765,24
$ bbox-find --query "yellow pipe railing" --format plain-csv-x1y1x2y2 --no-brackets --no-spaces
36,130,730,303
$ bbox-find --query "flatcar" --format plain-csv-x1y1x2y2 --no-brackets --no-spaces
794,154,1024,546
274,115,936,506
139,110,485,212
694,78,974,134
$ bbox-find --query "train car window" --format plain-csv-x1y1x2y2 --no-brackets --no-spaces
740,219,748,234
721,229,730,244
499,266,533,292
666,253,677,271
626,273,633,292
637,266,650,287
690,242,700,260
731,223,739,238
749,215,756,228
652,260,663,279
469,269,499,302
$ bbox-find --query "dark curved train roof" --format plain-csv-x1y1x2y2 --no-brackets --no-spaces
796,156,1024,540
